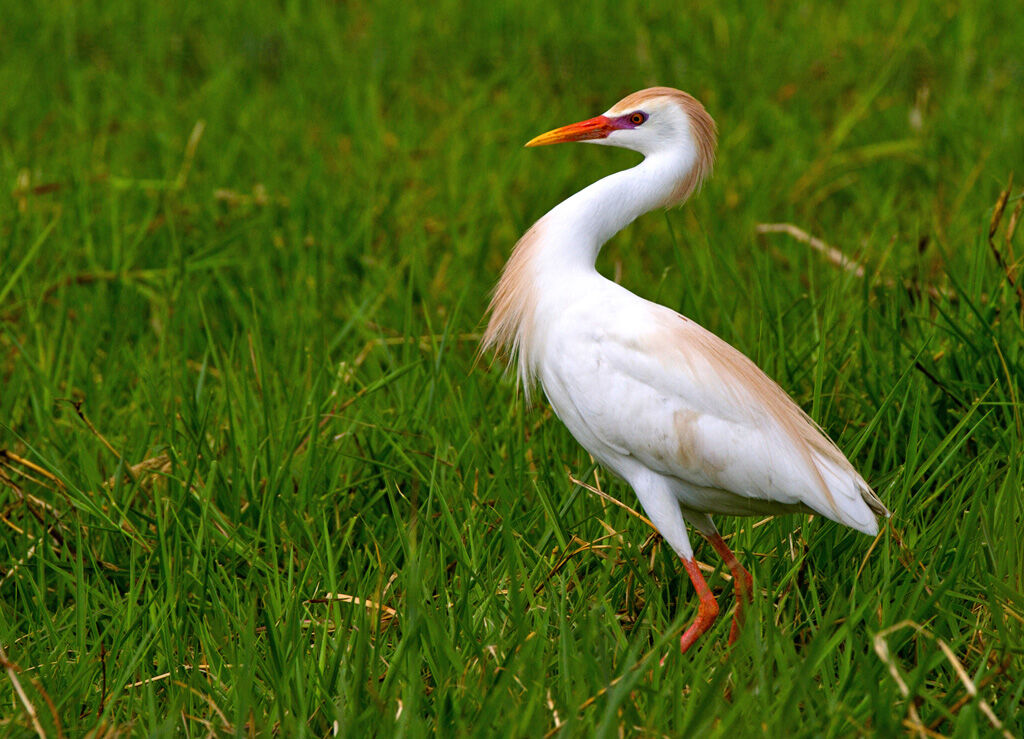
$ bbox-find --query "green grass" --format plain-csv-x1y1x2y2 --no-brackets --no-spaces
2,0,1023,735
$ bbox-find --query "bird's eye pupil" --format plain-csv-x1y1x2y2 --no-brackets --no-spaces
630,113,645,125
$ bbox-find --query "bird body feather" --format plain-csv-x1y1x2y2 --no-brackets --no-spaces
537,275,886,535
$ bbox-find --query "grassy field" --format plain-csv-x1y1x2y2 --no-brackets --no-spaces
2,0,1023,735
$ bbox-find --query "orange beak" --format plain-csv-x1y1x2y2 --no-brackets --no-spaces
525,115,615,147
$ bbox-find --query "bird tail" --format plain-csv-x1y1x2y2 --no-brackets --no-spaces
810,450,889,536
859,484,890,519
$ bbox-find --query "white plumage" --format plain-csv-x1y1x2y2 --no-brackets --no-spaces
483,87,888,655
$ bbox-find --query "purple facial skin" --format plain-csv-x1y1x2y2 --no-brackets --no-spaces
612,111,649,130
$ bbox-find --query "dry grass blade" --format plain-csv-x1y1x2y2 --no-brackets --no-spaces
103,453,172,490
171,679,231,734
0,450,64,489
545,689,560,729
1006,195,1023,256
1,446,167,558
756,222,956,301
934,640,1013,739
873,621,1014,739
82,724,133,739
757,223,868,278
568,472,655,531
567,472,737,577
0,458,72,563
930,654,1012,731
987,173,1013,242
213,184,290,208
307,593,399,628
543,673,628,738
175,120,205,190
872,621,927,738
535,533,618,594
855,519,891,582
542,639,672,739
124,671,173,690
0,540,40,587
985,176,1024,315
0,464,62,520
1,644,48,738
60,400,134,483
124,663,224,691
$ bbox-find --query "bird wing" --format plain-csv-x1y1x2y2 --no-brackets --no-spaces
550,298,886,533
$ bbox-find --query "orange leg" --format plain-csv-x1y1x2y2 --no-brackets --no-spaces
707,533,753,644
662,557,719,664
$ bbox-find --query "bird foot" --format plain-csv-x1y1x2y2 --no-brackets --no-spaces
660,557,719,665
707,533,752,645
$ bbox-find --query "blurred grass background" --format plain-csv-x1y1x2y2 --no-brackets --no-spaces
1,0,1022,735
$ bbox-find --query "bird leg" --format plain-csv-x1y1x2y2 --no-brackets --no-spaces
706,533,753,644
662,557,719,663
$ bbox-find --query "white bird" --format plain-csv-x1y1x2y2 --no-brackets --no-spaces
483,87,889,656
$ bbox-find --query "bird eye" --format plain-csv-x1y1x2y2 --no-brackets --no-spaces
629,112,647,125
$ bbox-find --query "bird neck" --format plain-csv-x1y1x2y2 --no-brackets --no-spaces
539,152,688,271
482,150,695,395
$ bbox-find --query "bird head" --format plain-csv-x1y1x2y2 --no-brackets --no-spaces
525,86,716,205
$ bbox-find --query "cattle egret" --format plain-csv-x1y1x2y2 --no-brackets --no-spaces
482,87,889,656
